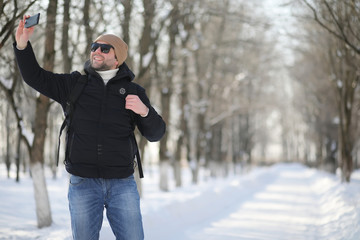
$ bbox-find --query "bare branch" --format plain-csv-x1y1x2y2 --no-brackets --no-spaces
302,0,360,54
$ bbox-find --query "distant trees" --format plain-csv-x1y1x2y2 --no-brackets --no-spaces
295,0,360,182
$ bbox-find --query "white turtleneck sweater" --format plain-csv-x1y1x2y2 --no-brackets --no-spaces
96,69,118,85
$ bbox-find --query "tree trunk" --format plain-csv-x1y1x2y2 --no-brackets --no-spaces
31,161,52,228
83,0,93,54
15,129,21,182
338,89,354,182
48,110,57,179
31,94,52,228
173,76,185,187
192,48,205,183
159,2,179,191
30,0,58,228
335,54,357,182
5,106,11,178
173,13,193,187
120,0,133,67
61,0,72,73
137,0,156,86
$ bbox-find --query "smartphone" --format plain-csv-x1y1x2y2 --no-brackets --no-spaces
24,13,40,28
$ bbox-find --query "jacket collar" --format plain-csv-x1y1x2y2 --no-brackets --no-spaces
84,60,135,82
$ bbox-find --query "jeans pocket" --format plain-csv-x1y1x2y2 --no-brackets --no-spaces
69,175,86,186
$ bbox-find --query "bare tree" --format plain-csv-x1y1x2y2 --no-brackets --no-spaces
0,57,30,182
302,0,360,55
290,28,339,171
0,0,37,50
0,0,39,182
119,0,133,67
172,1,196,187
61,0,72,73
300,0,360,181
82,0,92,54
157,0,180,191
27,0,59,228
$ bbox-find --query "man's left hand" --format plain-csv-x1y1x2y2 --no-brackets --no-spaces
125,95,149,117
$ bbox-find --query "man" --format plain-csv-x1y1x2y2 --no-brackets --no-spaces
14,15,166,240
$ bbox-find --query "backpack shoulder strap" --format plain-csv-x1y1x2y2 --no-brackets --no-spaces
126,82,144,178
65,75,88,118
133,134,144,178
56,75,88,166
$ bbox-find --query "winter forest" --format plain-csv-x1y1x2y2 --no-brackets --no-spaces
1,0,360,237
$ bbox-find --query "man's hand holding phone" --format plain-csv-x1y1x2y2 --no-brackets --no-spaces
16,14,40,50
24,13,40,28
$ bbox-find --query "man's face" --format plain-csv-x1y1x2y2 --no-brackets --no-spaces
90,41,118,71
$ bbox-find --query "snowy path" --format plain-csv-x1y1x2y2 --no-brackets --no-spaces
142,164,360,240
0,163,359,240
191,166,321,240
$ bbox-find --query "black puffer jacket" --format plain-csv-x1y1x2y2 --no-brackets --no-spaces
14,42,166,178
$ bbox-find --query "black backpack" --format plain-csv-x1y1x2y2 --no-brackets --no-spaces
56,75,144,178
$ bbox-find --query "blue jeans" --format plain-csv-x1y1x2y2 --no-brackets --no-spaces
68,175,144,240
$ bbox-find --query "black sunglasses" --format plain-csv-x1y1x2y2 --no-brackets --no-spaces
90,43,114,54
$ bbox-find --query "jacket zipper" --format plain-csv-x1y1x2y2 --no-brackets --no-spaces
97,82,108,160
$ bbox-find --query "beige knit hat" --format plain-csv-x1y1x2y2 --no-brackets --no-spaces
94,34,128,67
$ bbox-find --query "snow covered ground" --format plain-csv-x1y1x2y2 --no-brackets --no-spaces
0,162,359,240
